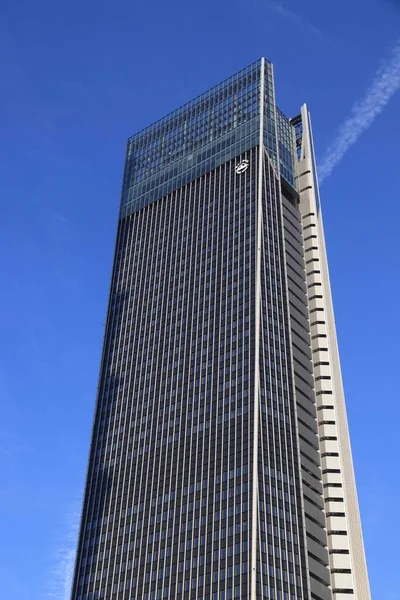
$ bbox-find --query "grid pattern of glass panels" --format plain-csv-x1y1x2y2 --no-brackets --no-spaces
120,59,299,219
290,115,303,163
276,110,296,187
120,62,262,218
71,149,259,600
262,62,278,174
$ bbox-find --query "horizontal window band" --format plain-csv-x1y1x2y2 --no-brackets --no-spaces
299,169,312,177
292,341,312,359
308,550,329,568
331,569,352,574
325,497,344,502
304,491,324,510
306,258,320,265
321,452,339,457
309,572,330,586
308,282,322,289
298,417,317,434
306,531,327,548
300,450,321,468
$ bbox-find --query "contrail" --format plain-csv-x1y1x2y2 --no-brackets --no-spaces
266,1,323,40
319,38,400,183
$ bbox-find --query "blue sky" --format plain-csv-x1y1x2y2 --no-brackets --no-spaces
0,0,399,598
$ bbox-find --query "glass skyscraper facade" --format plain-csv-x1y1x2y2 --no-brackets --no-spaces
70,59,370,600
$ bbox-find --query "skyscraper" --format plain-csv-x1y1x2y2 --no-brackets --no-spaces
71,59,370,600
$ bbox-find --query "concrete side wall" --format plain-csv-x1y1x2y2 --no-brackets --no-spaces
282,193,332,600
297,105,371,600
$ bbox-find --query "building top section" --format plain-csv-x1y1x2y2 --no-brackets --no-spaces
120,58,298,218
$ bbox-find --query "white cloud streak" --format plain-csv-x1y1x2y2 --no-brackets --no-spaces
319,38,400,183
267,1,323,39
46,506,80,600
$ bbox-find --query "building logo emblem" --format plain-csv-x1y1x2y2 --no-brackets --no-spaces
235,159,249,174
